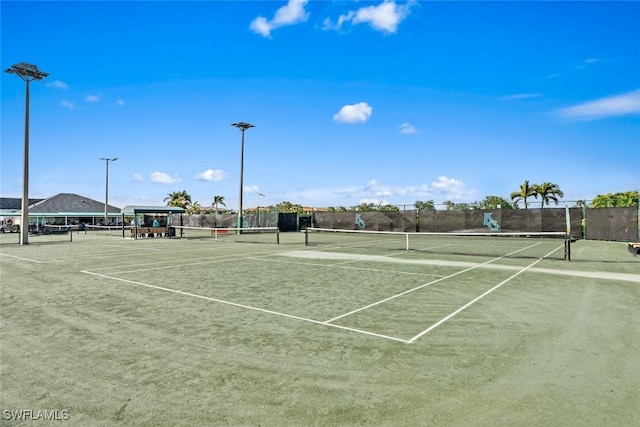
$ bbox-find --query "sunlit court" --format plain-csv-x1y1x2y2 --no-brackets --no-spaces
1,230,638,426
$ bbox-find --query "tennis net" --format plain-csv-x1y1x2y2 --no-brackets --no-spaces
171,226,280,244
81,224,123,236
305,227,571,260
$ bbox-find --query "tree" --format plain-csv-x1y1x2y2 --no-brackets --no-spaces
477,196,513,210
356,203,377,212
510,180,538,209
212,195,226,214
414,200,436,211
164,190,192,210
277,201,304,214
536,182,564,208
379,204,399,212
592,191,639,208
188,201,201,215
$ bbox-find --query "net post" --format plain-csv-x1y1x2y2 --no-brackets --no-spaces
405,232,409,251
305,227,309,246
564,232,571,261
69,228,73,243
276,228,280,245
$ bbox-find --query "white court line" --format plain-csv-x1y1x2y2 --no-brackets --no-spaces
408,257,544,343
0,253,43,263
85,248,284,272
80,270,411,344
323,242,549,324
323,257,503,324
247,256,444,278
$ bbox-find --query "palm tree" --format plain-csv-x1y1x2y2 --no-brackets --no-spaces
189,201,201,215
414,200,436,212
537,182,564,208
442,200,455,211
212,195,226,214
164,190,192,209
510,180,538,209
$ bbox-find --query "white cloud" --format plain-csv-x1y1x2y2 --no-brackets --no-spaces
48,80,69,90
244,185,262,194
325,0,417,34
399,122,416,134
150,171,181,184
431,176,462,192
133,173,144,182
60,100,74,110
333,102,373,124
500,93,542,100
250,0,309,38
556,89,640,121
326,176,473,206
116,99,125,106
85,94,100,102
576,58,601,70
194,169,228,181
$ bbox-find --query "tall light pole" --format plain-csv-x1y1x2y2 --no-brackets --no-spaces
5,63,49,245
100,157,118,225
231,122,254,230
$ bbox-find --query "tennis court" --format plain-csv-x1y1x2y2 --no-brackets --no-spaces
1,230,638,426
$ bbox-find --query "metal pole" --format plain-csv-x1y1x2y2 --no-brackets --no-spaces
105,160,109,224
231,122,254,233
100,157,118,225
20,80,30,244
238,129,245,230
5,63,49,245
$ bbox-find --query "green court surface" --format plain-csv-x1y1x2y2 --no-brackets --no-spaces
1,232,638,426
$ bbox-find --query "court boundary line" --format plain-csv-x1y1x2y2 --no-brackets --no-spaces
70,241,634,345
0,253,43,263
80,270,411,344
408,257,544,342
323,256,505,324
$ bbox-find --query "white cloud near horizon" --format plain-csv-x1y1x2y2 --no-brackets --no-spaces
250,0,309,38
326,176,473,205
133,173,144,182
61,100,74,110
501,93,542,100
85,94,100,102
48,80,69,90
194,169,228,182
556,89,640,121
399,122,416,134
150,171,182,184
116,99,125,106
333,102,372,124
324,0,417,34
244,185,262,194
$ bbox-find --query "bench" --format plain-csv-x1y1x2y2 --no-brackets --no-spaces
131,227,167,239
628,242,640,257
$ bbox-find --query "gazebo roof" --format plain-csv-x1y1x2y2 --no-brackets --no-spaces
121,205,185,215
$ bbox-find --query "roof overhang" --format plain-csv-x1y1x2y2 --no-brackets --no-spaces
121,205,185,215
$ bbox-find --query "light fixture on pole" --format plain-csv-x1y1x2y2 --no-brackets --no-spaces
100,157,118,225
5,62,49,245
231,122,254,231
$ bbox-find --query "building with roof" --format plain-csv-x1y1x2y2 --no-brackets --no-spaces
0,193,120,227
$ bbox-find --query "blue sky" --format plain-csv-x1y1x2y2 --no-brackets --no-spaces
1,0,639,210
